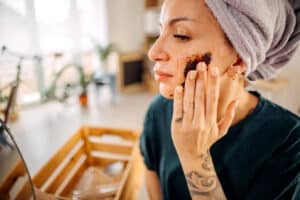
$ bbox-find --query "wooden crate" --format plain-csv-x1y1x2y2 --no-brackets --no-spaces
0,155,33,200
33,126,144,200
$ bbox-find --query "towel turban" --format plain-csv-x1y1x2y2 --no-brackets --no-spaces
204,0,300,80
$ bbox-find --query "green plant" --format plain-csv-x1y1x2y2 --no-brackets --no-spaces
89,36,114,62
0,94,8,103
43,64,91,101
77,65,90,95
96,43,114,62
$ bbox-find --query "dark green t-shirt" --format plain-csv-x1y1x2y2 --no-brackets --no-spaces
140,91,300,200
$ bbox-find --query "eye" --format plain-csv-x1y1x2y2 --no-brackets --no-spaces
173,34,190,41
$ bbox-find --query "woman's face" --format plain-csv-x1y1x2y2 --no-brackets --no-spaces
148,0,239,99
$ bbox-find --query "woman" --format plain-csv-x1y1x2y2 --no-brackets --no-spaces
140,0,300,199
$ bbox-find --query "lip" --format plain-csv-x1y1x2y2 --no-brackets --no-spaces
154,70,173,81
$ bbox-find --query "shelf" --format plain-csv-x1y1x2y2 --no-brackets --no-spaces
145,0,162,8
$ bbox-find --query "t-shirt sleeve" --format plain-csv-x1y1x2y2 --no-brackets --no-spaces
139,104,158,171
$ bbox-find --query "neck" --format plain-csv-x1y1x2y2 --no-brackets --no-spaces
217,85,259,127
232,89,259,126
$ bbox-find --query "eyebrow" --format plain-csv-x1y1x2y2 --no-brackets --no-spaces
160,17,199,27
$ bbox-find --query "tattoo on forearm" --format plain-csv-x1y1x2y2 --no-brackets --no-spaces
186,171,218,195
185,151,226,199
200,151,213,171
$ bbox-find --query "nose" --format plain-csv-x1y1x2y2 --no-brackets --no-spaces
148,36,169,62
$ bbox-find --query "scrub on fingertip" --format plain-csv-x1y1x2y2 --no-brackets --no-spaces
182,52,212,86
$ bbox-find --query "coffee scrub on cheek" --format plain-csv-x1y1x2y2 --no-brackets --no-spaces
182,52,212,86
168,52,212,99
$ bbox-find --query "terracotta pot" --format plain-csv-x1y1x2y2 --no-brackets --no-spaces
79,93,88,107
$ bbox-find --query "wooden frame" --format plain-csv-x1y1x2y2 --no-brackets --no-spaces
117,52,145,94
32,126,144,200
0,158,33,200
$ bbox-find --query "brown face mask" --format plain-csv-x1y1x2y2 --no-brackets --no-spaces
182,52,212,86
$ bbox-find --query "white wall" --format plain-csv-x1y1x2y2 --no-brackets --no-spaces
106,0,145,53
257,48,300,114
0,3,33,54
276,48,300,114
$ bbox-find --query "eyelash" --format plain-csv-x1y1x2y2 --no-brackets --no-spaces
173,34,191,41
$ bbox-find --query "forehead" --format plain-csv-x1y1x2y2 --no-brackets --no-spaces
160,0,212,24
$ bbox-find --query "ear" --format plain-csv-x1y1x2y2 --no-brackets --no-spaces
232,57,247,74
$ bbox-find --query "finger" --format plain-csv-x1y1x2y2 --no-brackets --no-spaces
172,86,184,125
193,62,207,126
218,100,238,137
206,66,220,128
183,70,197,124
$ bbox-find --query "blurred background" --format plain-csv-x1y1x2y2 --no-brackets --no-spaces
0,0,299,199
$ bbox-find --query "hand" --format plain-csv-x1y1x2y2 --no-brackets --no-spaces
171,62,238,158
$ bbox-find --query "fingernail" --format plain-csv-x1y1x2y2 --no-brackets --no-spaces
189,71,197,80
197,62,206,72
176,86,183,93
211,67,219,77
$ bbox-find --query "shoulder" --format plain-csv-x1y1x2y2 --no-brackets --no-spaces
140,95,171,171
261,97,300,132
252,95,300,138
142,94,173,144
232,94,300,160
148,94,172,112
256,96,300,163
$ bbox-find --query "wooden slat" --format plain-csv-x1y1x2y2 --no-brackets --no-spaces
32,131,82,187
92,157,128,167
117,143,144,200
44,146,85,193
59,160,88,196
114,144,139,200
15,179,34,200
81,127,93,165
55,155,86,196
32,126,142,200
90,141,133,155
0,159,26,195
86,126,139,141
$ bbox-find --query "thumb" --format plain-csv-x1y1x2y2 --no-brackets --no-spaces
218,100,238,138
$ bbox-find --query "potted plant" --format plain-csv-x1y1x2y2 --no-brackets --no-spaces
43,64,90,108
77,66,90,108
89,36,114,73
95,43,114,73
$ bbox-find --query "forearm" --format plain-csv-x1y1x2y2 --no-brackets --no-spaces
179,150,227,200
145,170,163,200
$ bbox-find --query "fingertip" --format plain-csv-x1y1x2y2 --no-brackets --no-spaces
188,70,197,80
175,86,183,94
197,62,207,72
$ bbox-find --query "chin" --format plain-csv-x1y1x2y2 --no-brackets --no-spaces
159,83,175,99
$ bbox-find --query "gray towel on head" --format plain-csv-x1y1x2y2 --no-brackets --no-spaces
204,0,300,80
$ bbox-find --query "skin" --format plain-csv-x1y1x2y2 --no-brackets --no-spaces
145,0,260,199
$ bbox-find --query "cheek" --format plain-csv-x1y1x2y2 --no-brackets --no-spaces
158,58,186,99
173,58,186,84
